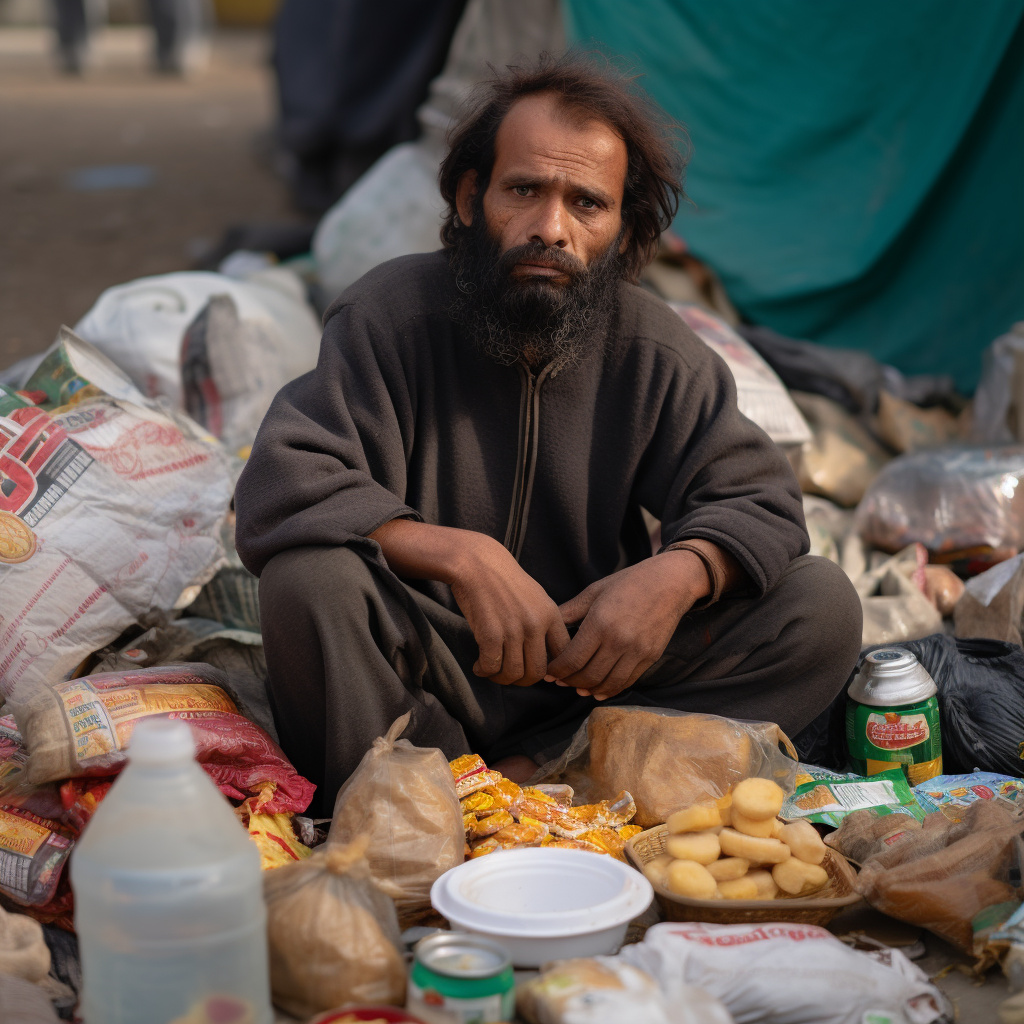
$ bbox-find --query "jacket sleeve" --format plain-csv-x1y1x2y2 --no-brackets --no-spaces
635,335,809,596
233,301,420,576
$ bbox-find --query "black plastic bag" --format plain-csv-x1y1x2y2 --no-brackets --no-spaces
876,634,1024,777
796,634,1024,777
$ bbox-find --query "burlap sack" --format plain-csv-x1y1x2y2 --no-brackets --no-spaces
264,835,405,1018
537,706,798,829
327,712,463,924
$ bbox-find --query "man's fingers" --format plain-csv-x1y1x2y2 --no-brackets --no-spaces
545,617,571,660
585,653,643,701
558,585,599,626
473,629,504,678
519,630,548,687
560,645,621,695
545,624,600,681
493,637,525,686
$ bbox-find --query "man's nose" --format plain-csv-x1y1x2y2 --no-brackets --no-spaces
528,195,569,250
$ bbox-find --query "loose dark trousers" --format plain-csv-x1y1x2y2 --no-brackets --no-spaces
260,547,863,814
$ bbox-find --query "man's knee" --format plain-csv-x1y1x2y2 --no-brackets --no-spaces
775,555,862,677
258,544,375,632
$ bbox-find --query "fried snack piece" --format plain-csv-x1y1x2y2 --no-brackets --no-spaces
731,811,777,839
456,769,504,800
569,791,637,830
667,859,718,899
772,857,829,895
718,876,759,900
451,754,496,798
643,853,673,888
530,784,575,806
665,831,721,865
470,820,548,857
747,868,779,899
707,857,749,882
576,828,629,860
667,802,722,834
541,837,604,853
513,796,591,838
465,809,514,841
732,778,785,821
719,828,791,864
779,819,827,865
450,754,486,781
461,778,522,815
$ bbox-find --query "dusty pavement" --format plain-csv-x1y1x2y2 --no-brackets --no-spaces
0,26,303,370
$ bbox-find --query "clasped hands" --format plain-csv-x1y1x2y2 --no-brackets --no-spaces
370,520,713,702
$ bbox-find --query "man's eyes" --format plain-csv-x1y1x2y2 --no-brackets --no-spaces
509,186,601,209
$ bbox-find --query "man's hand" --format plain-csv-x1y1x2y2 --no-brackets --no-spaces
544,550,712,702
370,519,569,687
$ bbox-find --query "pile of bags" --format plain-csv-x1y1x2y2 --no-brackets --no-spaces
0,266,325,965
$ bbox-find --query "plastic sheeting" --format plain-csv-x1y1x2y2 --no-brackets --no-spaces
564,0,1024,388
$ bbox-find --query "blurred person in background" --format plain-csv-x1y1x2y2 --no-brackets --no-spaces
52,0,211,74
272,0,466,215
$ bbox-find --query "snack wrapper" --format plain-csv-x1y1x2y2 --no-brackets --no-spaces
782,765,926,827
913,773,1024,822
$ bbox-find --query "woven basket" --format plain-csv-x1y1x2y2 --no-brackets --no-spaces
626,824,861,927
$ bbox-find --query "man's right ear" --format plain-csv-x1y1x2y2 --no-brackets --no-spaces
455,170,479,227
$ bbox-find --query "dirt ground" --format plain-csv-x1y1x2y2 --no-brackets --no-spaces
0,25,302,371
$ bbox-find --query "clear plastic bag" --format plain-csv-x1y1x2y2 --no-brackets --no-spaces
533,707,798,830
831,799,1024,955
327,712,463,924
855,445,1024,562
263,834,406,1018
517,956,732,1024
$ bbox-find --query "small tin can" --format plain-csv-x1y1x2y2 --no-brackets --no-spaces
407,933,515,1024
846,648,943,785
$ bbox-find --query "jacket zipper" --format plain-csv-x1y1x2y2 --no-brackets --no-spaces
503,361,554,560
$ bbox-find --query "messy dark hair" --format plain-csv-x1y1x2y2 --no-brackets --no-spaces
439,52,685,283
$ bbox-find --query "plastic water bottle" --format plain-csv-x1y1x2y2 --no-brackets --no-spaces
71,718,273,1024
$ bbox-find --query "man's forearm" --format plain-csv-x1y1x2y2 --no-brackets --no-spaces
369,518,492,586
662,537,746,604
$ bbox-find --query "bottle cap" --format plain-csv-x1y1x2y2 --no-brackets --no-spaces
848,648,938,707
128,718,196,765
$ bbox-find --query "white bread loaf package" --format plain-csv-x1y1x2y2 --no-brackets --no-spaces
535,707,798,828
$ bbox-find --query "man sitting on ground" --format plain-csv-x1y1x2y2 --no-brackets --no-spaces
235,54,862,811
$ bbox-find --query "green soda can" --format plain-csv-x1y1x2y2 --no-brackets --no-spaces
846,648,943,786
407,933,515,1024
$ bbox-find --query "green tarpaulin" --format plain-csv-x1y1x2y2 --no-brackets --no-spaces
564,0,1024,388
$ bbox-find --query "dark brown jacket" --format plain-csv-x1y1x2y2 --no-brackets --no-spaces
235,251,808,607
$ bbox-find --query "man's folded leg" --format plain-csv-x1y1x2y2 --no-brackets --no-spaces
258,544,580,812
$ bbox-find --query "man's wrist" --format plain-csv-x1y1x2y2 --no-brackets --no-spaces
653,548,712,613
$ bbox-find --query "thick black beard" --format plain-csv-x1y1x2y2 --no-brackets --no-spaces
448,217,623,369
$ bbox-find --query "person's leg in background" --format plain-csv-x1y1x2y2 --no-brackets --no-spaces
271,0,467,215
146,0,211,75
52,0,106,74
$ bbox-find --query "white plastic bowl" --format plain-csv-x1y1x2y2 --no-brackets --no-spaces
430,848,653,967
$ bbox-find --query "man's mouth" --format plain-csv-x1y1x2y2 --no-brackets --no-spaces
513,260,569,279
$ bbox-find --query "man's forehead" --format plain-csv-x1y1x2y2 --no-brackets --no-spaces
492,93,628,191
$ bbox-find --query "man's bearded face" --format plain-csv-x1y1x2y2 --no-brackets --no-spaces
449,207,624,369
